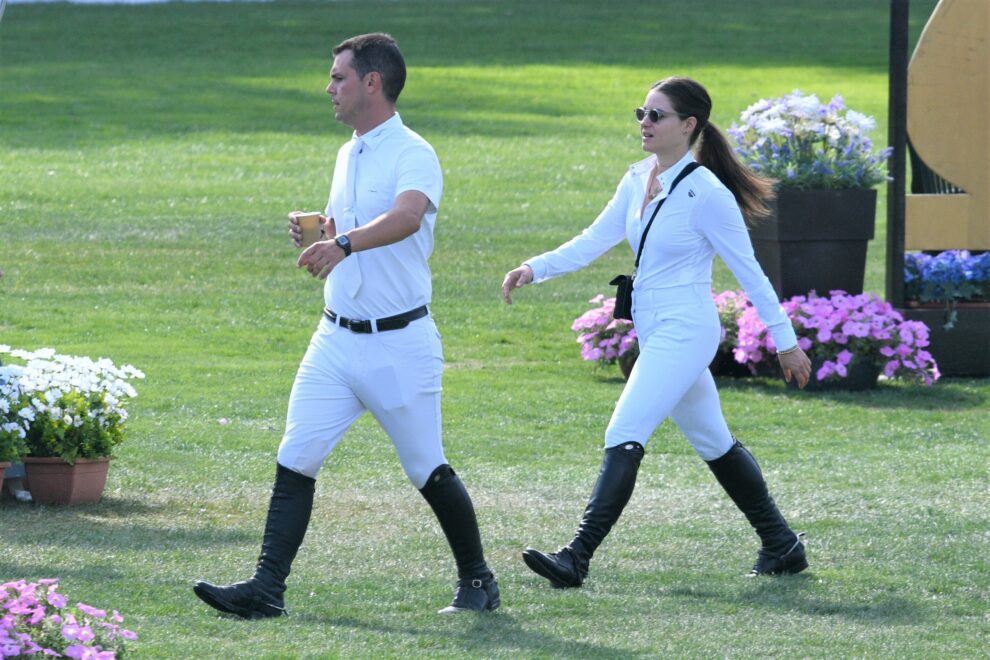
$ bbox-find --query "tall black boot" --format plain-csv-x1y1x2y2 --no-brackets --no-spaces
706,439,807,576
523,441,645,588
194,463,316,618
419,464,499,614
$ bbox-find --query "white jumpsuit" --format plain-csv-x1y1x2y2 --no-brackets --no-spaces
526,151,797,461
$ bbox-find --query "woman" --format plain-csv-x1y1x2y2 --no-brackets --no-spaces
501,77,812,586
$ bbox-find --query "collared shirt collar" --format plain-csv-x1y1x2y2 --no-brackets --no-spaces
352,112,403,151
630,151,697,198
656,150,698,194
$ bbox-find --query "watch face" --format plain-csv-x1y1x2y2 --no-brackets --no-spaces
335,235,352,255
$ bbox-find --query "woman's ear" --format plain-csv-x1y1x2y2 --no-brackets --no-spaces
683,116,698,136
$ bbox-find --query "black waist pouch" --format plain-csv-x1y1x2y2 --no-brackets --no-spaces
609,274,634,321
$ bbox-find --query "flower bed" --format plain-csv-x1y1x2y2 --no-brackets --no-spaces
736,291,939,385
904,250,990,328
572,290,940,387
1,579,137,658
571,295,638,367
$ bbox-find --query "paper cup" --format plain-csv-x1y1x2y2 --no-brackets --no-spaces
294,212,323,247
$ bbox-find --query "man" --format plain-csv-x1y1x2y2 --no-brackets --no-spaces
193,33,499,617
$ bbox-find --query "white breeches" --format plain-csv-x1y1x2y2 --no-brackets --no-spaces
277,315,446,489
605,284,735,461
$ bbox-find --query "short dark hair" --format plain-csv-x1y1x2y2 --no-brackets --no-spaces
333,33,406,104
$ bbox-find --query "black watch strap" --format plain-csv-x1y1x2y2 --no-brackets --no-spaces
334,234,352,257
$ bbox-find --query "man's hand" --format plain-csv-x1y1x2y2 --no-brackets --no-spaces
779,346,812,389
501,264,534,304
288,211,335,248
297,239,345,280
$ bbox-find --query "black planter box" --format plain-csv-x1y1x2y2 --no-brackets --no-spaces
900,304,990,377
749,188,878,300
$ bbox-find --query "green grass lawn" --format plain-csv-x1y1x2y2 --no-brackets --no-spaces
2,0,988,657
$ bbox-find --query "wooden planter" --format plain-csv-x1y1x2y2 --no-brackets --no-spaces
0,462,10,499
749,188,878,300
900,302,990,377
23,456,111,505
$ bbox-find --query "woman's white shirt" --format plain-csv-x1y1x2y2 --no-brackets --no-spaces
525,151,797,352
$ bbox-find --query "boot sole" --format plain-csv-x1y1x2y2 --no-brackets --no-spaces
749,555,809,577
193,582,284,619
521,550,581,589
438,597,500,615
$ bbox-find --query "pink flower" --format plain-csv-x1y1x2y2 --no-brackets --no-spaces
735,290,939,384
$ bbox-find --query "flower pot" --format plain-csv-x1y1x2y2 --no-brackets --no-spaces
708,350,755,378
749,188,877,299
0,462,9,498
789,358,880,392
900,302,990,377
22,456,110,505
618,351,638,380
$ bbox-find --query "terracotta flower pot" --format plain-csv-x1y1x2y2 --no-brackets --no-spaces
22,456,111,505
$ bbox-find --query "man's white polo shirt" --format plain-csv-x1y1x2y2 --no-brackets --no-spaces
323,113,443,320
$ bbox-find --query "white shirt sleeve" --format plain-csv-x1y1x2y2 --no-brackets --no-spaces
395,143,443,213
525,173,632,283
693,187,798,352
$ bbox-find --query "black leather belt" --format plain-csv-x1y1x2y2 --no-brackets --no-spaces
323,305,429,333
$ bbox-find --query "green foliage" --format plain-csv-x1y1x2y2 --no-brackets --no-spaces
21,390,124,463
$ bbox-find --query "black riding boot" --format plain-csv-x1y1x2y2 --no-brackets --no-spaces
706,439,807,576
194,463,316,618
419,464,499,614
523,441,645,588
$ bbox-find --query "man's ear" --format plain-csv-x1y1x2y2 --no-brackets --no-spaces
364,71,382,95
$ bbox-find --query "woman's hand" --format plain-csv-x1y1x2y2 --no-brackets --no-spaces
778,346,812,389
501,264,534,304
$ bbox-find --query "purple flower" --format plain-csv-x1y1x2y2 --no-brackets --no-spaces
735,290,939,384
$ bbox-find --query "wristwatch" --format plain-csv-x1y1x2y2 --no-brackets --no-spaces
334,234,352,257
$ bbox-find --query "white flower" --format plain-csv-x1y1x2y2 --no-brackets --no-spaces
18,408,36,422
844,110,875,133
756,116,789,136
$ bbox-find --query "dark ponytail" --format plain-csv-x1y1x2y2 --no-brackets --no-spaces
653,77,775,220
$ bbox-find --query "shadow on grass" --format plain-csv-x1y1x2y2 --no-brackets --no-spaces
714,376,988,411
668,573,925,625
1,497,256,551
297,612,633,658
0,562,124,583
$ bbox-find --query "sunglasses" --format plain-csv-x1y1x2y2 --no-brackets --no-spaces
634,107,684,123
